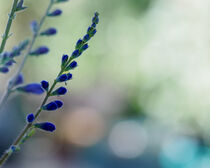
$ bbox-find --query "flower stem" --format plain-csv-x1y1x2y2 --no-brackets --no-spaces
0,0,19,53
0,56,72,167
0,0,54,112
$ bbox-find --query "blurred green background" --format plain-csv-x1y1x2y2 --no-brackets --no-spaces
1,0,210,167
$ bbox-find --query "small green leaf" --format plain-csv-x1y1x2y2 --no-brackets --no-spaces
15,6,27,12
15,0,27,12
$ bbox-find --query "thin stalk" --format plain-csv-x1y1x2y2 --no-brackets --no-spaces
0,0,54,112
0,57,72,167
0,0,19,53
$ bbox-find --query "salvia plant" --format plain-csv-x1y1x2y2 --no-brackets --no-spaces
0,0,99,166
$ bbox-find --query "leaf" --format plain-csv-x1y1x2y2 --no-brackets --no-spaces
15,0,27,12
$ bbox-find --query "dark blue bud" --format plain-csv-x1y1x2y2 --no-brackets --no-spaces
92,16,99,25
4,52,10,58
71,49,80,58
91,23,96,28
92,12,99,24
5,60,15,66
43,100,63,110
11,46,21,57
83,34,90,42
17,83,44,94
81,44,89,51
51,87,67,96
9,40,29,58
56,74,68,82
70,61,77,69
15,0,27,12
30,20,38,34
61,54,68,67
0,52,10,60
30,46,49,56
16,0,24,9
67,73,72,80
48,9,62,17
34,122,56,132
87,26,93,34
91,29,97,36
54,100,63,108
0,67,9,73
40,28,57,36
10,145,17,152
9,52,15,58
68,61,77,70
76,39,83,49
43,101,58,111
26,113,35,123
41,80,49,91
14,73,24,86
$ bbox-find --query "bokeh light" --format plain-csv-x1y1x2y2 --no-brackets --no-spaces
160,135,199,168
108,120,147,159
61,107,105,147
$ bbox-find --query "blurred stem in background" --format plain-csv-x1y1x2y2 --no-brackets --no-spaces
0,53,72,166
0,0,19,53
0,10,99,165
0,0,54,112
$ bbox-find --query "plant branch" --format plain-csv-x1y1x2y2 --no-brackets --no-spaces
0,56,72,167
0,0,19,53
0,0,54,112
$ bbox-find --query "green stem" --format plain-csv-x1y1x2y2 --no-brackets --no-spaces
0,0,54,113
0,55,71,166
0,0,19,53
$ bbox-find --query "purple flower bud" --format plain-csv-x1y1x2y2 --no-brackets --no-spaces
41,80,49,91
91,29,97,36
91,23,96,28
15,0,27,12
57,74,67,82
0,52,10,60
26,113,35,123
30,46,49,56
43,100,63,110
61,54,68,67
81,44,88,51
56,74,67,82
48,9,62,17
71,49,80,58
87,26,93,34
83,34,90,42
5,60,15,66
67,73,72,80
17,83,45,94
30,20,38,33
43,102,58,111
66,61,77,71
92,12,99,24
69,61,77,69
14,73,24,86
0,67,9,73
40,28,57,36
34,122,56,132
54,100,63,108
76,39,83,49
51,87,67,96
